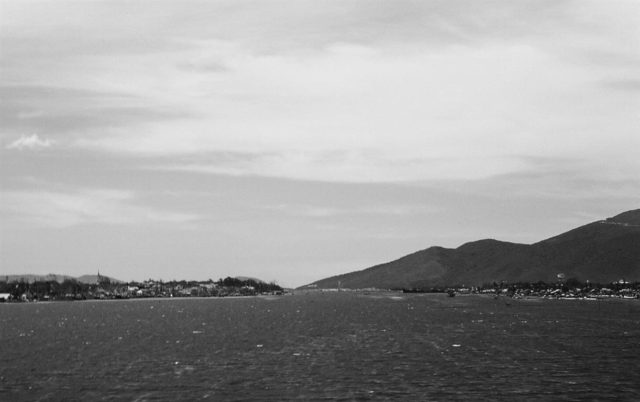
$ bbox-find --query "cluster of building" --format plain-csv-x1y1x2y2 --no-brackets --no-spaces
96,279,283,299
0,276,284,302
454,279,640,299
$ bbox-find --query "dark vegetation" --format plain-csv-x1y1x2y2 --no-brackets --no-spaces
0,276,283,302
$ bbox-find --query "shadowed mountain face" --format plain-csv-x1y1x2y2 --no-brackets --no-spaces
306,209,640,289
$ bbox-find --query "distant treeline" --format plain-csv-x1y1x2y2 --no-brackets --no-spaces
0,276,283,301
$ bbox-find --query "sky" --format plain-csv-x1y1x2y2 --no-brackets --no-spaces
1,0,638,287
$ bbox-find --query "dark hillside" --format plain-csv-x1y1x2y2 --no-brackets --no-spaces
311,247,452,289
304,209,640,289
532,211,640,283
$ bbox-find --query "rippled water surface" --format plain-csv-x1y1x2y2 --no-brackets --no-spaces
1,293,639,401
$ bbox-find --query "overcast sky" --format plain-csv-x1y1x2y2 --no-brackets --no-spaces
1,0,638,287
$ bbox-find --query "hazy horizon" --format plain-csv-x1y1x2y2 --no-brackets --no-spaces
1,1,638,287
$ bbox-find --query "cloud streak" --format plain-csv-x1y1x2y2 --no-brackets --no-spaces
154,152,534,182
0,85,191,147
2,188,199,228
262,202,439,218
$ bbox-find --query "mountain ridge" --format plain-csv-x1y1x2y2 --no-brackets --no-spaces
304,209,640,289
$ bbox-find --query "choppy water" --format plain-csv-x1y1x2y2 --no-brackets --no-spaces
1,293,639,401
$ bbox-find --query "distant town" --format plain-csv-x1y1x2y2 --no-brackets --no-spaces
2,274,639,302
0,275,284,302
426,279,639,299
305,279,640,300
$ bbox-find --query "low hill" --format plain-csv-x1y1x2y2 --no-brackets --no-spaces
234,276,266,283
1,274,75,284
304,209,640,289
1,273,123,284
76,274,123,284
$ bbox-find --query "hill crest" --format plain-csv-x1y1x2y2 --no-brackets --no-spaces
304,209,640,289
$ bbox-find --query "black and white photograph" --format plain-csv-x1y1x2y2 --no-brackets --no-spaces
1,1,639,400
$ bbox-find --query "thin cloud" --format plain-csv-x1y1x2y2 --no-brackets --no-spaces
2,188,199,228
261,203,439,218
263,204,343,218
0,84,191,137
152,152,533,183
602,79,640,92
6,134,53,150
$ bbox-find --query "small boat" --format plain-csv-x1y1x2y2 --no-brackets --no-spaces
446,289,455,297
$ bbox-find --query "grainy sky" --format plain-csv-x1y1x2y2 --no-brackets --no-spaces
1,0,638,287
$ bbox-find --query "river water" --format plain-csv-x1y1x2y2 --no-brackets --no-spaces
1,292,638,401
